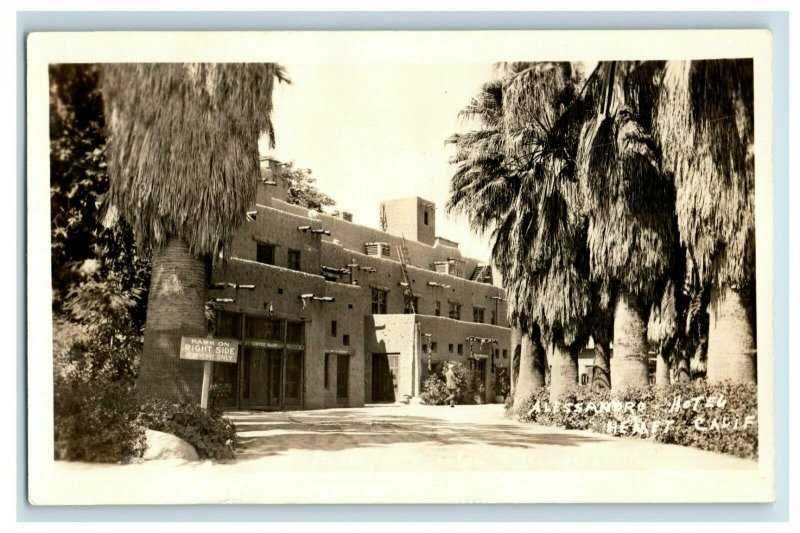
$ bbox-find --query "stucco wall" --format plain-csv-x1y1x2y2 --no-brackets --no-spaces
212,182,511,410
211,258,368,409
270,197,485,280
415,315,511,401
320,240,509,326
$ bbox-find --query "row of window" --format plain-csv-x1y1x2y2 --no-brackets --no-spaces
372,288,498,324
254,244,500,324
422,342,509,359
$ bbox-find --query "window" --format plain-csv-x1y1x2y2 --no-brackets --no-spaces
448,344,454,353
215,312,240,337
457,344,463,355
490,310,497,325
404,296,420,314
286,321,304,345
331,320,337,337
473,307,485,323
431,342,438,353
502,349,507,359
448,302,461,320
424,210,429,225
343,334,350,346
371,288,388,314
434,301,441,316
256,243,275,265
288,249,301,271
245,316,282,341
581,373,590,386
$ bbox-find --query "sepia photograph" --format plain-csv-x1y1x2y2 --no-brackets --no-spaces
26,29,775,505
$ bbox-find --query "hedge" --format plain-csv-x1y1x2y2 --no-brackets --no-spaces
506,381,758,459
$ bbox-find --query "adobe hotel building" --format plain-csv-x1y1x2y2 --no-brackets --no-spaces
209,159,511,411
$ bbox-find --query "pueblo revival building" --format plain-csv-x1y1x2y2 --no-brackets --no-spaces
208,159,511,410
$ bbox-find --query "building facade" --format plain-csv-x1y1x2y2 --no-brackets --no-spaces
208,160,511,411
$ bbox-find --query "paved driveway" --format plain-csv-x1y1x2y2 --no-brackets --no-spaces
35,403,760,505
229,403,753,471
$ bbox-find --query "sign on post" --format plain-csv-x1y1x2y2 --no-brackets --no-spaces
180,337,240,409
180,337,240,363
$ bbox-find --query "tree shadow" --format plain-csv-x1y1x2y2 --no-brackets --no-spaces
225,408,605,462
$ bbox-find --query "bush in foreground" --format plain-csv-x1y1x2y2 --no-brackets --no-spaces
54,374,239,463
54,375,146,463
507,381,758,459
138,399,238,460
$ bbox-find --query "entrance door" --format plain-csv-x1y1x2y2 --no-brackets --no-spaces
242,347,282,409
336,354,349,405
371,353,398,402
283,349,303,408
475,359,487,403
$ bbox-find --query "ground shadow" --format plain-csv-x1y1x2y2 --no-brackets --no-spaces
224,407,605,462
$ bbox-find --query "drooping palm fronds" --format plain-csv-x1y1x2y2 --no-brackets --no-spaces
647,280,678,344
576,61,676,304
101,63,289,258
655,59,755,288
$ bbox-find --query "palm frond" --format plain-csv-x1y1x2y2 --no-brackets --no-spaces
101,63,289,258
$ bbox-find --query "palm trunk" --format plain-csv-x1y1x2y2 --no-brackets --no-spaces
674,350,691,383
591,341,611,389
549,336,579,403
512,330,545,411
611,291,650,392
136,237,209,403
706,286,756,383
509,326,521,397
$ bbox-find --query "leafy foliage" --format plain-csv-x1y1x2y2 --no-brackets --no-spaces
50,63,151,385
276,161,336,211
419,374,450,405
511,381,758,459
495,367,511,398
54,372,240,462
420,361,485,405
54,374,146,462
139,400,238,460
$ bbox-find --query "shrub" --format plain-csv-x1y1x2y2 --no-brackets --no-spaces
420,361,487,405
495,367,510,399
54,374,146,463
138,400,238,460
420,374,450,405
512,381,758,459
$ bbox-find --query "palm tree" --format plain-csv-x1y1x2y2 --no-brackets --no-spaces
446,78,548,408
101,63,288,402
449,63,596,406
576,61,677,392
500,62,596,404
655,60,756,384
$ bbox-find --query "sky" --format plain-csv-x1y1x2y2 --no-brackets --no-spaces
259,62,497,261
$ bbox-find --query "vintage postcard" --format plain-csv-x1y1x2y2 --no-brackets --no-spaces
27,29,774,504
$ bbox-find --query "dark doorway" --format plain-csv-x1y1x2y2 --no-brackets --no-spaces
475,359,487,403
336,354,350,405
371,353,398,402
241,347,282,409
